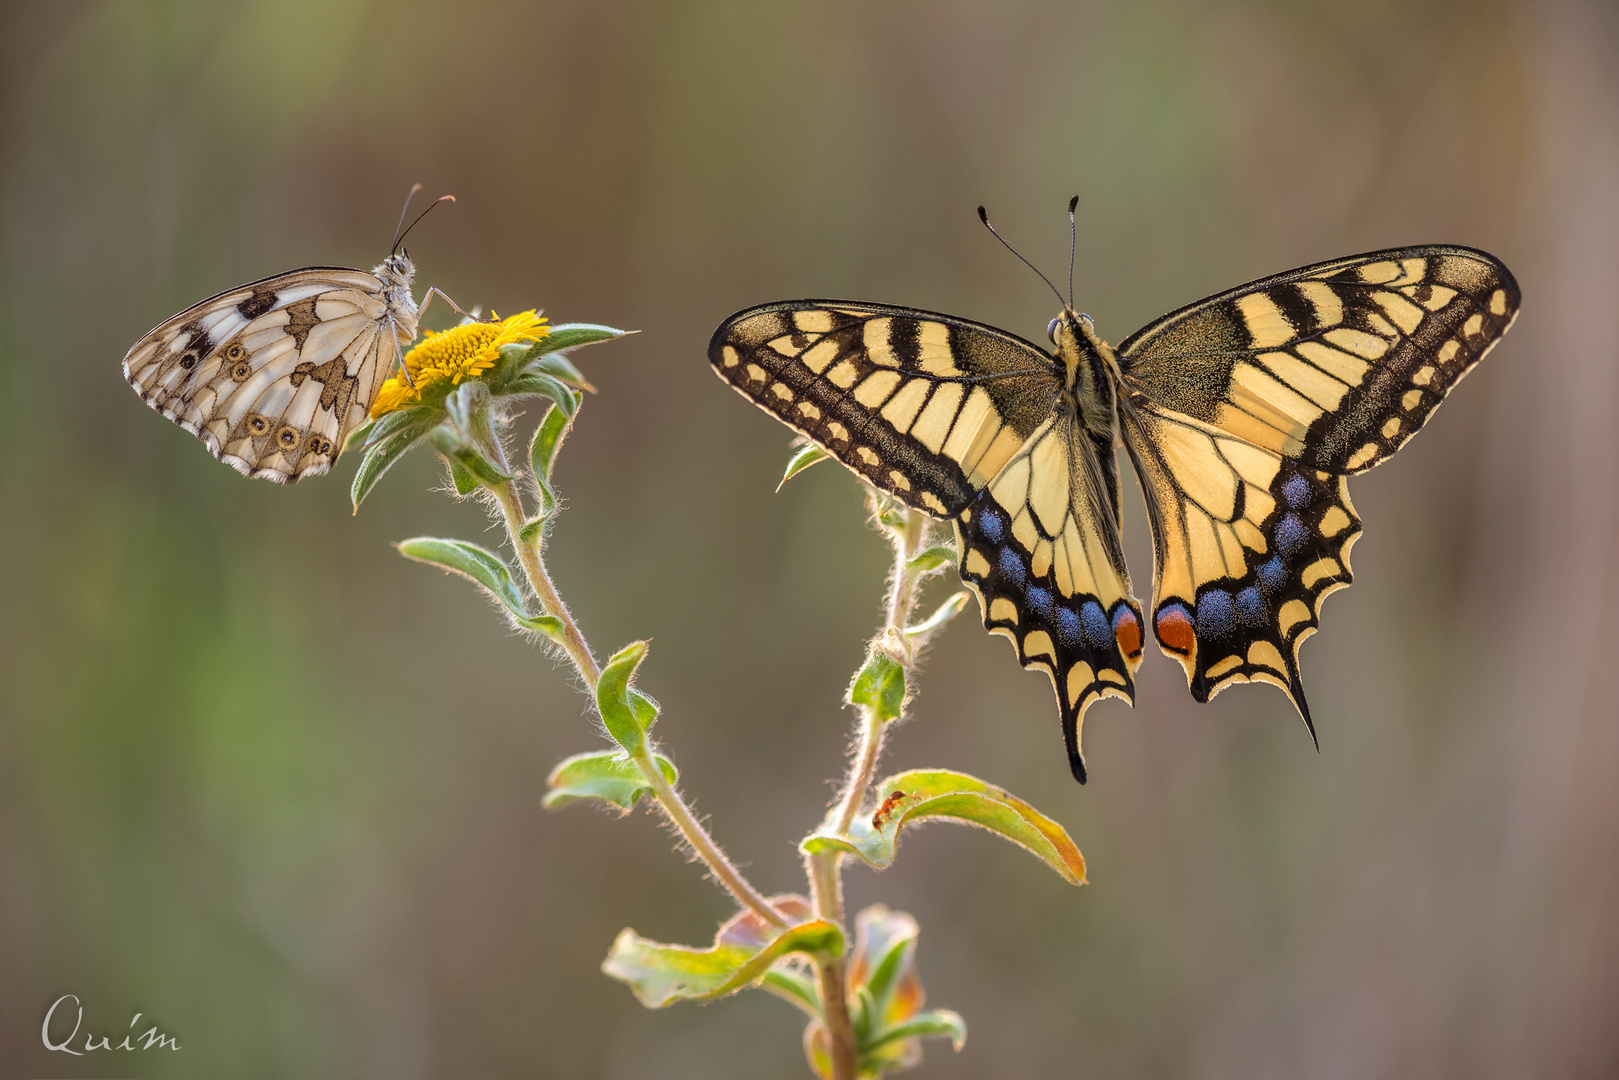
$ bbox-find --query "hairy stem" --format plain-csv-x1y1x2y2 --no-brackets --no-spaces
807,502,932,1080
487,448,785,929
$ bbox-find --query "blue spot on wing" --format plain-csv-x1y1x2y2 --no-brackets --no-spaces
1256,557,1287,594
996,546,1026,587
976,508,1004,543
1080,601,1112,650
1235,587,1267,627
1275,513,1308,560
1054,606,1082,646
1281,473,1312,510
1024,585,1055,621
1196,590,1236,640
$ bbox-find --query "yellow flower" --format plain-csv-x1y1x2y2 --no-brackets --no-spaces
370,310,550,418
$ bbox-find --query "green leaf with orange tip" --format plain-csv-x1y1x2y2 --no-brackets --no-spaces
803,905,964,1079
602,895,843,1008
800,769,1086,885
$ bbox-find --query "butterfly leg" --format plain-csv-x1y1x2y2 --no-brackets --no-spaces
418,286,489,326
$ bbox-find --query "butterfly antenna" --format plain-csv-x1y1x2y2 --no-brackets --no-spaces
391,183,423,251
978,205,1066,309
393,194,455,255
1066,195,1079,308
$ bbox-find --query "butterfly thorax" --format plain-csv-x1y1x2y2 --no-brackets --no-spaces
1051,308,1119,447
371,252,420,346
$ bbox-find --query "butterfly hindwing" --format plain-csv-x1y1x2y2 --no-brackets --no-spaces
124,265,411,483
955,407,1145,782
1120,406,1358,721
709,301,1060,517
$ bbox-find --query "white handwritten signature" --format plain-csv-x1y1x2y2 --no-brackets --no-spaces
41,995,180,1054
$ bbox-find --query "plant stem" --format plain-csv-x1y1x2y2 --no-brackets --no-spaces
488,473,786,929
806,502,932,1080
490,480,600,686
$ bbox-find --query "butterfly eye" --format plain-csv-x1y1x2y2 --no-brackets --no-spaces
276,426,300,449
1047,318,1061,344
248,415,269,435
225,343,243,360
230,361,252,382
178,351,198,370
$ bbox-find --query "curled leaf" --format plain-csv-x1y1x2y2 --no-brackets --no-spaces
603,895,843,1008
544,749,678,811
597,641,658,754
800,769,1086,885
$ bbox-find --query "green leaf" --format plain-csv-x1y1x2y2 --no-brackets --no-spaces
904,590,971,641
429,424,513,490
866,1010,967,1054
800,769,1086,885
447,456,480,495
905,543,958,575
516,612,568,643
351,424,430,511
603,896,844,1008
777,443,830,491
528,404,573,517
596,641,658,754
760,966,822,1019
848,650,906,724
352,404,440,451
503,371,581,415
518,517,547,544
396,537,531,624
543,749,678,811
529,351,591,390
444,379,492,439
535,322,628,354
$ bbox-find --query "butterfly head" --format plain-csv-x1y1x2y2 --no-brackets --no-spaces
375,251,416,287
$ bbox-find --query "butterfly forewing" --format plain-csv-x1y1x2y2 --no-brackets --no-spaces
124,262,415,483
1117,246,1520,473
710,301,1060,517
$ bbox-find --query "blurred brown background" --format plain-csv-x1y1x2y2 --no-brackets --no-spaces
2,1,1616,1077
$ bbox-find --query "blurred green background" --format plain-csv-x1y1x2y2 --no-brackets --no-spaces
3,1,1617,1076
